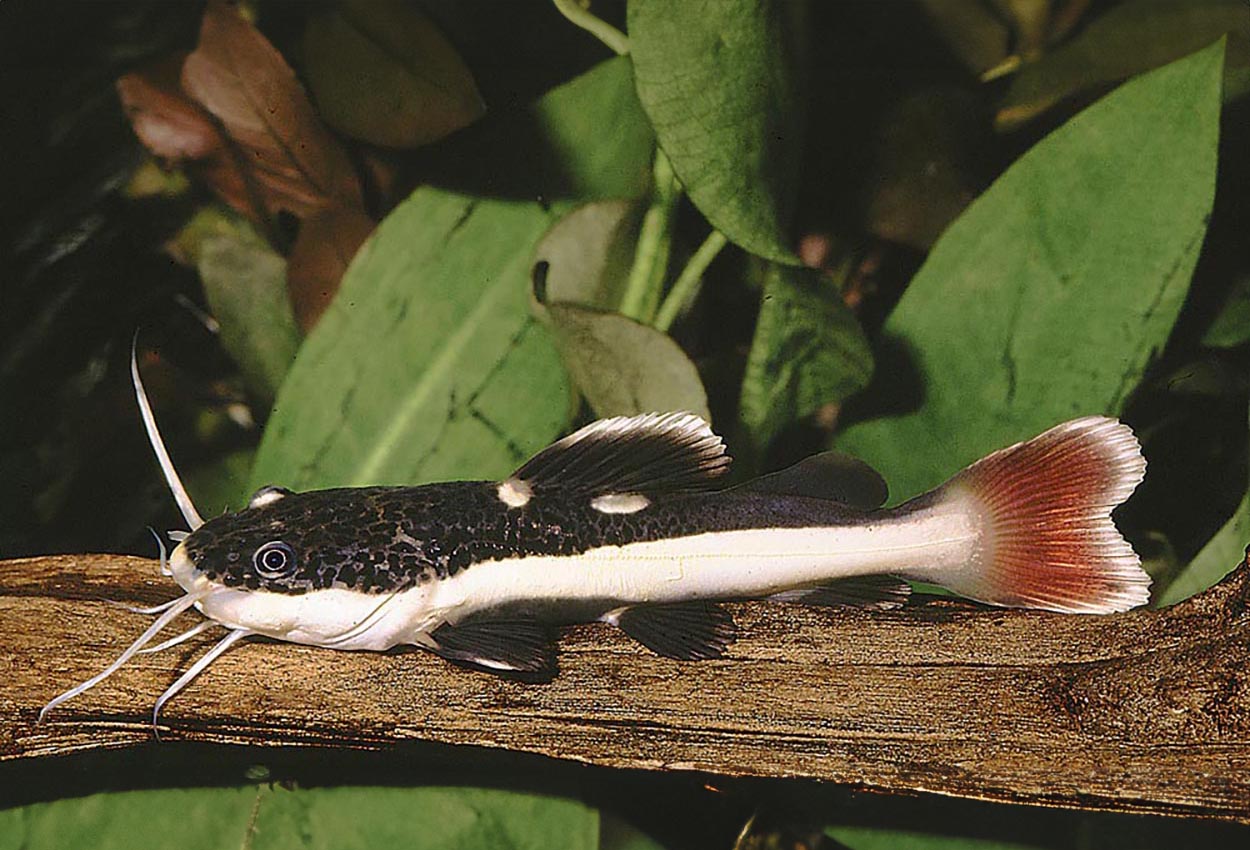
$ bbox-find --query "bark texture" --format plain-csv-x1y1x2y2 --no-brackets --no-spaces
2,553,1248,821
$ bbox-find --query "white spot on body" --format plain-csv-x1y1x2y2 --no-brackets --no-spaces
497,477,533,508
249,490,286,508
590,492,650,514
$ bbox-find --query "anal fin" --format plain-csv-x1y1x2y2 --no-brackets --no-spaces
769,576,911,610
612,602,737,661
428,619,556,678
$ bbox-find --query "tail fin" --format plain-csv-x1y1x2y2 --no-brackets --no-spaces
936,416,1149,613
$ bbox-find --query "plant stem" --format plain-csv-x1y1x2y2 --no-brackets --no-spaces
551,0,629,56
619,151,680,323
654,230,728,333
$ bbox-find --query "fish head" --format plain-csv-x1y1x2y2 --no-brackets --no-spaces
168,486,433,647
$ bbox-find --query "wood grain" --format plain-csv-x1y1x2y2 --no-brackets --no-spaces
3,552,1248,822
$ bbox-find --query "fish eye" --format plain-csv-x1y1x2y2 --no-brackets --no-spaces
253,541,297,578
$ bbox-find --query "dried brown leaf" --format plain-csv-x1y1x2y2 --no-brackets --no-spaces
116,54,253,216
117,54,219,160
286,206,375,332
181,0,363,220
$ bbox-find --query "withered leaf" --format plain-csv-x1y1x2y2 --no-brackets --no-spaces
286,206,376,332
116,54,253,217
182,0,363,219
533,298,710,422
531,200,643,311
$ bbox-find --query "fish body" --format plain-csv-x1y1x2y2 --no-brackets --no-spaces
175,483,934,651
166,411,1148,674
39,356,1151,724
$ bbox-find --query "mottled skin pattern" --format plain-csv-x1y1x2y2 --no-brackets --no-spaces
183,483,863,595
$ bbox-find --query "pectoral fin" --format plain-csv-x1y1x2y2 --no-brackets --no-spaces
612,602,737,660
428,619,556,677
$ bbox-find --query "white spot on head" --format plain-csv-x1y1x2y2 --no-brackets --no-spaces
590,492,650,514
497,477,533,508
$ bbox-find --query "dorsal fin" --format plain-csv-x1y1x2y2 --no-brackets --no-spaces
509,412,731,496
739,450,888,510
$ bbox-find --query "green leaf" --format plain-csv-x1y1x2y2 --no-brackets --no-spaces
1203,272,1250,348
836,42,1223,501
250,188,571,490
0,787,258,850
0,786,600,850
739,265,873,451
532,57,655,201
628,0,804,263
424,56,654,203
541,303,710,421
825,826,1044,850
198,232,301,400
1154,493,1249,606
303,0,485,148
185,447,257,515
998,0,1248,129
600,815,668,850
249,786,598,850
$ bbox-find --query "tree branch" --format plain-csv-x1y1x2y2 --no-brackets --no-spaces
3,552,1248,822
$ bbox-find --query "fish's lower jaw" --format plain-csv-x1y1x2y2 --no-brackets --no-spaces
195,585,435,651
921,416,1151,614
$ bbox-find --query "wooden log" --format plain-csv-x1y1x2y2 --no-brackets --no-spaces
2,552,1248,822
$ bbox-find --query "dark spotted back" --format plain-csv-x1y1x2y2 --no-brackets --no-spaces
182,483,862,594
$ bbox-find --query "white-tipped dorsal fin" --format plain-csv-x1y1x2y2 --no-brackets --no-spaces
509,412,731,497
131,337,204,531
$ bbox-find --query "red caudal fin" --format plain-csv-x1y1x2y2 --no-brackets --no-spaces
935,416,1150,613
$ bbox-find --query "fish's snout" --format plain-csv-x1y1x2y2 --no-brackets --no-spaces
169,541,212,593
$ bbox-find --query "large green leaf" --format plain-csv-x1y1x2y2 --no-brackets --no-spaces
250,188,571,490
739,264,873,452
836,42,1223,501
628,0,803,263
532,57,655,201
0,786,599,850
